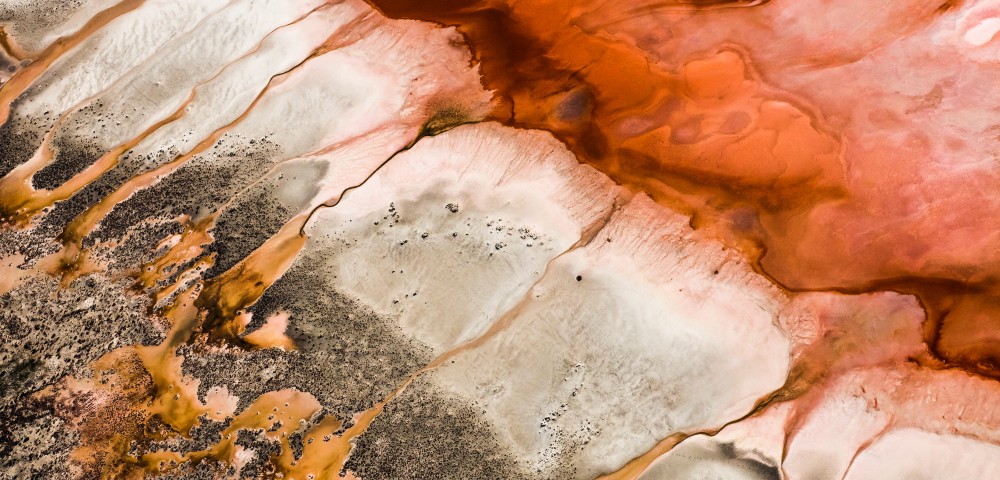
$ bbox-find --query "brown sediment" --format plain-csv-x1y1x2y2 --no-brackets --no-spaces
0,0,321,222
54,62,312,273
134,286,215,433
0,26,29,61
32,237,109,287
45,286,218,477
46,348,155,479
71,252,389,476
58,280,288,475
197,214,309,344
0,0,149,126
138,389,322,474
260,362,414,479
51,12,378,277
0,94,191,226
57,218,308,474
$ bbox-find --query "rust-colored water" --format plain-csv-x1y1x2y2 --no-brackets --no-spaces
363,0,1000,381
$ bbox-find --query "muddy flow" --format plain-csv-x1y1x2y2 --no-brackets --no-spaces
363,0,1000,378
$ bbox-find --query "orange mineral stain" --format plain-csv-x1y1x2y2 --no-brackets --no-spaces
366,0,843,202
0,25,29,61
196,214,309,343
132,215,217,293
595,433,693,480
0,2,337,228
51,15,373,278
0,0,148,124
363,0,1000,385
0,100,190,226
138,389,323,475
0,112,60,226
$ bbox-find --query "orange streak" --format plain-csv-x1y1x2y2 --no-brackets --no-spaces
0,0,148,125
0,119,59,225
0,2,336,227
150,255,214,307
0,103,185,225
0,26,29,61
53,63,304,270
197,214,309,343
595,433,692,480
134,215,217,293
54,15,374,275
140,389,323,474
280,401,389,480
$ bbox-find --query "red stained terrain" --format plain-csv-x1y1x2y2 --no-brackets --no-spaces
3,0,1000,477
365,0,1000,378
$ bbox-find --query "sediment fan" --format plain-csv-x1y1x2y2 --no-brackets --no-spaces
2,0,1000,479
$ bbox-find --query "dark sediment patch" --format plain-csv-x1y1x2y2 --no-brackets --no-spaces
31,134,104,190
0,273,160,477
0,113,45,177
345,376,530,480
201,157,327,277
